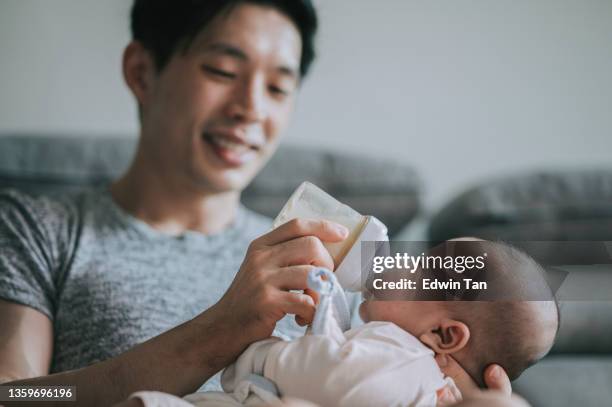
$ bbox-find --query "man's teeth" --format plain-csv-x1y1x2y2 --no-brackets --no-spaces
208,134,252,153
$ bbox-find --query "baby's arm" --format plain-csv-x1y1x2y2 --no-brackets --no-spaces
261,333,345,406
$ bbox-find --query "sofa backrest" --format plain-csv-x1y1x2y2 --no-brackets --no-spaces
0,133,421,236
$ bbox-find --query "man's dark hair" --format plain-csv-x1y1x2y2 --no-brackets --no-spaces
131,0,318,78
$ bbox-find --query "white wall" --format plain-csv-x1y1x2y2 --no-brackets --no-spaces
1,0,611,210
0,0,135,134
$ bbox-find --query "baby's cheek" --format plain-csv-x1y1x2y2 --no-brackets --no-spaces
358,302,369,322
360,301,390,322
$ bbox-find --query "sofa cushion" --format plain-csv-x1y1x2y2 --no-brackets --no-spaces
543,264,612,354
0,134,421,235
0,134,134,193
513,355,612,407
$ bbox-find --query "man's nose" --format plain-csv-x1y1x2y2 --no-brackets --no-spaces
226,75,267,123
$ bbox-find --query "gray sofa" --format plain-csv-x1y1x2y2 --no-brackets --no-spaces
1,134,611,406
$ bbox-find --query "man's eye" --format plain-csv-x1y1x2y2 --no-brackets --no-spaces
269,85,290,97
203,66,236,79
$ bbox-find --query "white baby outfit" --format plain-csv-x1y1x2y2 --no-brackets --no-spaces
133,270,461,407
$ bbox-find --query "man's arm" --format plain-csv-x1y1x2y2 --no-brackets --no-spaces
4,303,242,407
0,300,53,383
2,219,347,407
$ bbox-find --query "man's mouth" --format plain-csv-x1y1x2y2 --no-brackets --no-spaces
205,133,258,152
202,132,261,167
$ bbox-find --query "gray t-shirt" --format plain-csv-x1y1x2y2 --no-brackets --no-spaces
0,187,324,389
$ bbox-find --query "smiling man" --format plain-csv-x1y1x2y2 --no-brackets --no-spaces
0,2,334,406
0,1,511,406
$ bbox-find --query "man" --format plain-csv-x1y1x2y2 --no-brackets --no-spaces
0,1,512,406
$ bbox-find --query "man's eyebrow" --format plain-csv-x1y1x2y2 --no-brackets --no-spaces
201,41,299,79
277,65,298,80
201,42,248,60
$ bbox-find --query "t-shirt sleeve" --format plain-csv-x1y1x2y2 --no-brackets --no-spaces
0,190,69,319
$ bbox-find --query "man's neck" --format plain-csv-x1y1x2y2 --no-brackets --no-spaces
109,151,241,236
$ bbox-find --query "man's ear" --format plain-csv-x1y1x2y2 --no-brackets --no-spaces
122,41,156,108
419,318,470,354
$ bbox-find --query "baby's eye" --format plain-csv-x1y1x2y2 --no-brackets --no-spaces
202,66,236,79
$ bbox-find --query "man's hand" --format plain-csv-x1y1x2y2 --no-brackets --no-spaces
435,354,512,397
208,219,348,348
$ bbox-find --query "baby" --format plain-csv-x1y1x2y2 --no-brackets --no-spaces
362,239,560,388
131,240,558,407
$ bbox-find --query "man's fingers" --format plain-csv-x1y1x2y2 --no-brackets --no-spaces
304,288,319,305
280,291,316,324
272,236,335,270
483,364,512,396
254,218,348,248
271,265,316,291
435,354,479,397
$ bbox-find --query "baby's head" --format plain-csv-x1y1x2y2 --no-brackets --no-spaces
360,239,559,386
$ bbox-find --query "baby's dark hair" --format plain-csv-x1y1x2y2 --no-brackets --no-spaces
448,300,558,386
441,241,560,386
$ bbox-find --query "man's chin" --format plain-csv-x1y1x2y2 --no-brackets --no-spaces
191,169,256,194
189,147,274,194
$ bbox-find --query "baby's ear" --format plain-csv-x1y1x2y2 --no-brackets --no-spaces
420,318,470,354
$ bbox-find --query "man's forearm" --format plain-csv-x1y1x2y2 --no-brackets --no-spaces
3,305,247,407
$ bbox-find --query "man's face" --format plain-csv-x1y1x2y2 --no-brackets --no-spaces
139,3,302,192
